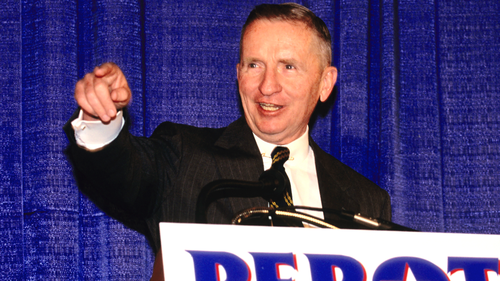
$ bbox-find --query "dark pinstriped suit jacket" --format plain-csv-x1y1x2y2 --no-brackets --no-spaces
65,114,391,254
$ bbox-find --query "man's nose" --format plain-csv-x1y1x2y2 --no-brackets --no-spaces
259,68,282,96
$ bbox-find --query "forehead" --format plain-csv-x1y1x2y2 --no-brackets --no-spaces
241,19,318,56
244,18,312,33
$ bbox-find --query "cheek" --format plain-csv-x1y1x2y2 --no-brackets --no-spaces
238,75,249,91
238,84,254,111
239,78,259,100
288,84,316,104
290,88,321,116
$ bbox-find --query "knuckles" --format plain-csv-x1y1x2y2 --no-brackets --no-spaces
74,63,131,108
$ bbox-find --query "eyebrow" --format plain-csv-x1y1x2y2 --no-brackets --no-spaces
278,58,298,65
241,56,259,63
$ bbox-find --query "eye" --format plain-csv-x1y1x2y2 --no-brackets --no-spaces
285,65,295,70
249,63,257,68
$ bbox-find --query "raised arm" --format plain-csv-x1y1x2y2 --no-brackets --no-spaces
66,62,167,226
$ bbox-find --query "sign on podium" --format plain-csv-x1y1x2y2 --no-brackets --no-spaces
160,222,499,281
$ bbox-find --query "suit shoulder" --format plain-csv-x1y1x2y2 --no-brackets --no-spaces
151,121,225,146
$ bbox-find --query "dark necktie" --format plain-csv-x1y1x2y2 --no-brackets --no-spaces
269,146,294,208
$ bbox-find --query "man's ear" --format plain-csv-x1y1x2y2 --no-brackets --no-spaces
319,66,338,102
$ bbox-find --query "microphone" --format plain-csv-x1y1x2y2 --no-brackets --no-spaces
337,209,416,231
194,168,289,223
258,165,290,202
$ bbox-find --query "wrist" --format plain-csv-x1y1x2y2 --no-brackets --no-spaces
82,112,101,121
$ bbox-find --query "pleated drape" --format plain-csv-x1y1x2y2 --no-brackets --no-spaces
1,0,499,279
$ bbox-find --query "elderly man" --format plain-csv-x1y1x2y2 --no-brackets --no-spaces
65,2,391,279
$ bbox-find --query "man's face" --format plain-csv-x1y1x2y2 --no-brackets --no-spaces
237,19,337,145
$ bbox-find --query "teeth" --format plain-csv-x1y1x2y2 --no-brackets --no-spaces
260,103,281,111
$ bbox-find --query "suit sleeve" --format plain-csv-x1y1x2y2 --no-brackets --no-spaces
63,109,181,234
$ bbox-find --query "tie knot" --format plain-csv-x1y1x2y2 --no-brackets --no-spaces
271,146,290,168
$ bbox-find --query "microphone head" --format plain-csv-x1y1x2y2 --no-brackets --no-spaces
258,168,290,200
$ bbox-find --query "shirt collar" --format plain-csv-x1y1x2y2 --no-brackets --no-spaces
253,127,310,164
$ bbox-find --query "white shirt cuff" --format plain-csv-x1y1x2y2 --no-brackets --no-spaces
71,110,125,151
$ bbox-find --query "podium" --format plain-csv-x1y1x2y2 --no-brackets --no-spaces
160,223,500,281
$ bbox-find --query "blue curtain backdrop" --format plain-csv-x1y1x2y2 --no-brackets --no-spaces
1,0,499,279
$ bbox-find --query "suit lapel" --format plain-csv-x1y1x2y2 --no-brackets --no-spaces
209,117,268,219
310,140,361,222
213,117,264,181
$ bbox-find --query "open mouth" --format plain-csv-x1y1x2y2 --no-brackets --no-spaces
259,103,282,111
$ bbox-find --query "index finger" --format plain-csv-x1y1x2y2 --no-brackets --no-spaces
93,62,117,78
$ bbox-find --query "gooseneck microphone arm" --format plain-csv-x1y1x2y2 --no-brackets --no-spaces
195,169,288,223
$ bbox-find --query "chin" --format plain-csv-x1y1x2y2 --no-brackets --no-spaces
256,129,289,143
256,123,285,135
